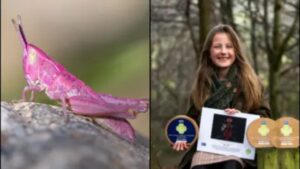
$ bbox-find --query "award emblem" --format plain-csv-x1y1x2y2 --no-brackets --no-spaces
270,117,299,148
246,118,275,148
165,115,198,145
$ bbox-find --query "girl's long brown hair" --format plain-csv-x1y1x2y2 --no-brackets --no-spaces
191,24,262,112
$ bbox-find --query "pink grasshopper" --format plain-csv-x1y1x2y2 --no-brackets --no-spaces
11,15,148,142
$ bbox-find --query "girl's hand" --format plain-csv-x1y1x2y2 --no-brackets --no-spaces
224,108,240,115
172,140,189,151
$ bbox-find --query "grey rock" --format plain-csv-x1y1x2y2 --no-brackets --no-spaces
1,101,149,169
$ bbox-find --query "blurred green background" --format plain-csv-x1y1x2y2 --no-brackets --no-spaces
1,1,149,138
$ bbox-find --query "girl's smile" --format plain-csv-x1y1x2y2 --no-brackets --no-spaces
210,32,236,72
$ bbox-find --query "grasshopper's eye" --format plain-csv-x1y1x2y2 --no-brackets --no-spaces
29,49,38,64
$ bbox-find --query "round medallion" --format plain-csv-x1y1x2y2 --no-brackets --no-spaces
165,115,198,146
270,117,299,148
246,118,275,148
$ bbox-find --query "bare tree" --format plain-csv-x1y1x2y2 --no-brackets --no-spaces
263,0,299,118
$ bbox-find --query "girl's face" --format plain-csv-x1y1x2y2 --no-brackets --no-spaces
209,32,236,70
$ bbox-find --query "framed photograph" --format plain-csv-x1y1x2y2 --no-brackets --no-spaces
197,107,260,160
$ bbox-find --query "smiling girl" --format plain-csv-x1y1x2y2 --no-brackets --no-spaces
173,25,271,169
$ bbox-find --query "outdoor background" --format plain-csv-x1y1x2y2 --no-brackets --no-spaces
1,1,149,138
151,0,299,168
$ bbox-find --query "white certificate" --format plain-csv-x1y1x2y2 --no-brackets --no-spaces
197,107,260,160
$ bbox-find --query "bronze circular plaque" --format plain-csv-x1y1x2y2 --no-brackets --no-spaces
246,118,275,148
270,117,299,148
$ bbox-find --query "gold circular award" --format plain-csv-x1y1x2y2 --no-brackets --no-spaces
270,117,299,148
247,118,275,148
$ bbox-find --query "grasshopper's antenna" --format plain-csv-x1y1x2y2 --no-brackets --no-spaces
11,18,18,31
17,15,25,29
11,15,28,50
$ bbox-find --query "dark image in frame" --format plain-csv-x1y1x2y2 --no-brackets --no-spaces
211,114,247,143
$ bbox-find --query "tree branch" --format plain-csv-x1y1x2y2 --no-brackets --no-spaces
277,10,299,59
285,40,299,51
185,0,200,57
263,0,273,60
280,62,300,77
248,0,259,74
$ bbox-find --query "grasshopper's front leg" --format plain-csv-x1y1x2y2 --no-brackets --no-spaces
21,85,42,102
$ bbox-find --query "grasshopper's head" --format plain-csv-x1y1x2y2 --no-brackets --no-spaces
22,44,48,84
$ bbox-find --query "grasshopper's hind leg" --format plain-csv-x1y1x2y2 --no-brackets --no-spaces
66,95,136,141
93,117,136,142
99,93,149,114
67,95,138,119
